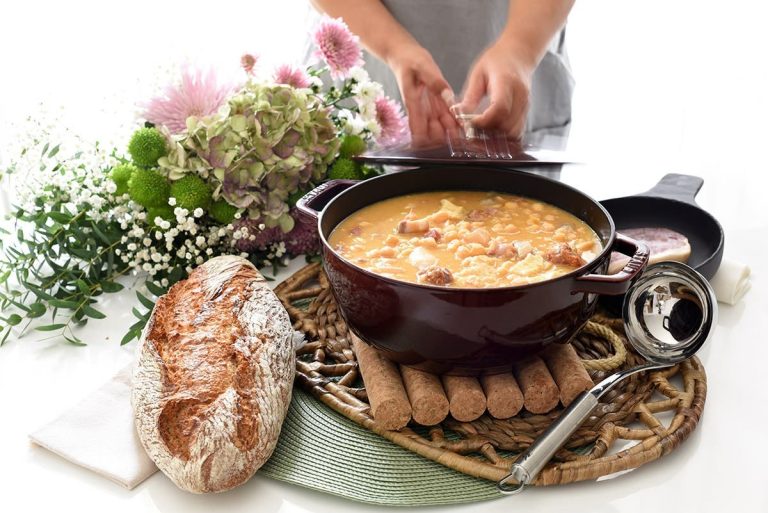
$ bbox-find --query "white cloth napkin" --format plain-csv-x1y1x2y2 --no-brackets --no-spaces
710,257,751,305
29,366,158,489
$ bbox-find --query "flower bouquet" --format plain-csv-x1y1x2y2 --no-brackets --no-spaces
0,17,407,346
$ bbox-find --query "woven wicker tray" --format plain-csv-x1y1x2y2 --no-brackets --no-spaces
275,263,707,487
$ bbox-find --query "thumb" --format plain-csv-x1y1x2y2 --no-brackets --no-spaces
458,68,487,115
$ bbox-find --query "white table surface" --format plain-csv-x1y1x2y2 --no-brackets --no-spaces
0,164,765,513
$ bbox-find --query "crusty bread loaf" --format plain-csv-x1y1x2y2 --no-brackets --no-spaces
131,255,295,493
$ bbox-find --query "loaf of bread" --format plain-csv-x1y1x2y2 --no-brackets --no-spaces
131,256,296,493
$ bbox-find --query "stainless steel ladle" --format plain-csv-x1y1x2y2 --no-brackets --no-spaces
497,262,717,494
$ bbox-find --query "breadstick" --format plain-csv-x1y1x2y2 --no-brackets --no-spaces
400,365,450,426
514,356,559,414
351,335,411,430
542,343,594,407
441,375,487,422
481,373,524,419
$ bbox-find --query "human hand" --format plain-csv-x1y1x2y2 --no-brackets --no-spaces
387,44,458,147
458,40,536,139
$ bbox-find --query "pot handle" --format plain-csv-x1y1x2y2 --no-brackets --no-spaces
573,234,650,295
296,179,358,221
638,173,703,206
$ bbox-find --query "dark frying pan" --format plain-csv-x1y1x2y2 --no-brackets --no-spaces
600,173,725,279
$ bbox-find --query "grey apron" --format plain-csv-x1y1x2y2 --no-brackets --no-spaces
307,0,574,140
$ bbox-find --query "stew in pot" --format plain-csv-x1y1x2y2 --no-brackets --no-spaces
328,191,602,288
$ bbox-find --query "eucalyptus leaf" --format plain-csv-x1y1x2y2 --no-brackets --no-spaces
35,323,67,332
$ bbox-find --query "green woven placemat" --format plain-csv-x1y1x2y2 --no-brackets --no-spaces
260,388,502,506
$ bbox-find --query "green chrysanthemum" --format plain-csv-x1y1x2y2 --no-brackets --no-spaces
339,134,366,158
170,174,212,211
128,169,171,208
209,198,239,225
146,205,175,227
128,127,167,168
327,158,362,180
110,163,137,196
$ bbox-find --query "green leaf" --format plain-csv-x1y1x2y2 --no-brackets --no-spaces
6,313,22,326
48,212,71,224
35,323,66,332
27,302,46,318
47,144,60,158
0,270,10,285
145,280,166,297
100,281,123,293
64,335,87,346
120,330,139,346
76,279,90,295
48,299,79,309
83,305,106,319
136,291,155,310
90,222,111,245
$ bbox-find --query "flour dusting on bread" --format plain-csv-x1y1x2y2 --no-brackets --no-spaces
131,255,295,493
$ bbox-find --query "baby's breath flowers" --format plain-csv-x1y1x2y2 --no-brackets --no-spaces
0,16,404,347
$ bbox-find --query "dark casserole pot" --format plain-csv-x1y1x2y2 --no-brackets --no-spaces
297,166,649,375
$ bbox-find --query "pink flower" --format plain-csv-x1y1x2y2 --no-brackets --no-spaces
241,53,259,75
273,64,311,89
375,96,409,146
143,67,233,134
312,17,363,79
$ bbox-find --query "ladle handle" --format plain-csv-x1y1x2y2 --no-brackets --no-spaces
497,391,599,494
497,362,669,495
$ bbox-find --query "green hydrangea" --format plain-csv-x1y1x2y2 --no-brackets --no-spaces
128,127,167,168
209,198,239,225
339,134,366,158
128,169,171,208
146,205,174,227
328,158,361,180
159,82,340,231
169,174,212,211
287,187,308,207
110,163,137,196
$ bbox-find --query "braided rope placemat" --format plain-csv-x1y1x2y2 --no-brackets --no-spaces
262,263,706,503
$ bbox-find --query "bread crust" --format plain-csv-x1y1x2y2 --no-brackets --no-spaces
131,256,295,493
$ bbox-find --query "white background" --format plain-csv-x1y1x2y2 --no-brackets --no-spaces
1,1,767,512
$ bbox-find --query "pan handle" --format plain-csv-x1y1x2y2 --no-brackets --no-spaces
638,173,703,205
296,179,358,221
573,234,650,295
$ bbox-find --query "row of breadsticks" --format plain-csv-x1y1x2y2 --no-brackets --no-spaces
351,335,594,430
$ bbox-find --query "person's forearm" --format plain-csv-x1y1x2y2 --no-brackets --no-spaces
309,0,418,65
499,0,575,69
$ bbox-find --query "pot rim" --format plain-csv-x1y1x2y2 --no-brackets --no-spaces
316,167,618,293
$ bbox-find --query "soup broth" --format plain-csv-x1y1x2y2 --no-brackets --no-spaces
328,191,602,288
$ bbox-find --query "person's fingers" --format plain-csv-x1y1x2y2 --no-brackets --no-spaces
472,73,516,131
402,78,429,146
428,92,459,133
458,66,488,114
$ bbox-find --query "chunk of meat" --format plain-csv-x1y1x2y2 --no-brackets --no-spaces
545,243,586,268
466,207,498,221
416,265,454,286
424,228,442,242
398,219,429,234
489,242,518,259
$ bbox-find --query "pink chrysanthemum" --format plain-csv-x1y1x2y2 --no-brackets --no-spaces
312,17,363,79
143,67,232,134
241,53,259,75
273,64,311,89
375,96,409,146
